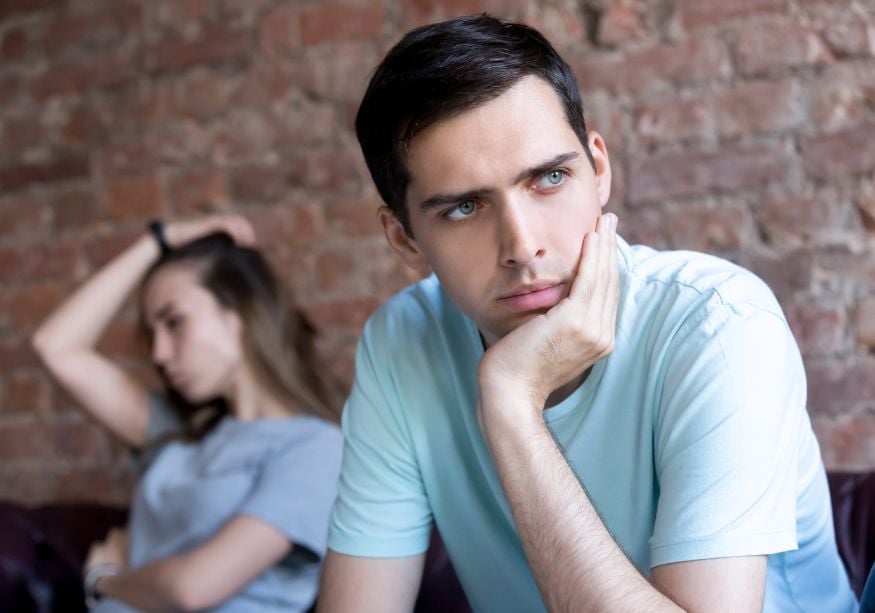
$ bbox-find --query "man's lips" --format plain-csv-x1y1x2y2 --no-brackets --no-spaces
498,282,565,313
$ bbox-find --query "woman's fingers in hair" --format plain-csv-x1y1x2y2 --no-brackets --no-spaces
165,215,256,248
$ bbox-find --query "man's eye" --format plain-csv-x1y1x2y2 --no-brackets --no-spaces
445,200,478,220
537,169,565,188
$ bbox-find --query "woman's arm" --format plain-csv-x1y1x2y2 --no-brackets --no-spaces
31,216,255,448
88,516,291,612
32,233,161,448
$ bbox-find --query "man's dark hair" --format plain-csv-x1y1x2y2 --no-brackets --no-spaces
356,14,596,234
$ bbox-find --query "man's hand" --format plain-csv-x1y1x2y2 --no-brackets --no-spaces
478,212,619,411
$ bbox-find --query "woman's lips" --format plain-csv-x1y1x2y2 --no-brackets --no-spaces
498,283,565,313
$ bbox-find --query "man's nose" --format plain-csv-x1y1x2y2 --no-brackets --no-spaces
498,200,544,267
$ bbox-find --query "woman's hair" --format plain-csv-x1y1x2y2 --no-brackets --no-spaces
142,232,341,438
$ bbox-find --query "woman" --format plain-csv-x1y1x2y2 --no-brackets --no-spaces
32,215,343,612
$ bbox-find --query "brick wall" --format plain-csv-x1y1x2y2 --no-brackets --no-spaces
1,0,873,505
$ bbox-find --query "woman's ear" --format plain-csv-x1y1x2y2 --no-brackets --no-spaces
587,131,612,208
380,207,430,274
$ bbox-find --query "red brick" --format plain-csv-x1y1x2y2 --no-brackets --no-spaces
169,70,234,120
677,0,788,30
258,5,301,55
627,143,790,204
800,123,875,181
662,201,749,252
211,109,279,163
300,296,383,332
98,123,209,176
63,103,112,145
52,465,135,505
743,250,814,303
147,0,208,34
316,248,358,291
824,14,875,57
97,320,148,361
299,3,385,47
734,22,832,77
326,199,383,238
2,370,52,414
2,114,49,151
0,154,90,192
232,59,296,106
810,64,875,131
812,413,875,471
0,421,49,460
633,96,711,148
0,195,44,236
0,242,80,286
855,296,875,347
274,96,337,147
756,190,843,247
399,0,530,30
0,466,57,505
297,43,380,103
574,37,731,94
811,246,875,292
81,229,143,270
2,27,29,60
43,4,142,57
30,50,142,100
0,0,55,21
715,79,802,138
168,169,229,216
0,71,24,106
50,186,102,230
526,4,588,49
106,176,164,221
859,181,875,232
0,337,39,370
146,27,250,74
784,304,848,358
248,202,327,246
230,163,292,205
598,3,647,47
5,282,64,330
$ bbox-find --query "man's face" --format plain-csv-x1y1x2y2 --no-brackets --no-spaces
383,75,612,345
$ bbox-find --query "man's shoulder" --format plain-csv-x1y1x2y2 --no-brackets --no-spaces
364,273,462,340
622,240,782,316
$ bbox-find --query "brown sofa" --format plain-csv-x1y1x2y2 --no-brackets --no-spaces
2,471,872,612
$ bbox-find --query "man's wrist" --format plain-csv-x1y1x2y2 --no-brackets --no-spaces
83,563,121,607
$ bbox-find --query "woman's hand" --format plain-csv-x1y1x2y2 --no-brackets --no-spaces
85,527,129,573
163,214,256,249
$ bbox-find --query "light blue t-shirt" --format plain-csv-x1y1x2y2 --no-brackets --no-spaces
328,238,856,612
95,396,343,613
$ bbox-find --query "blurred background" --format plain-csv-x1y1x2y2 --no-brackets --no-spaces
1,0,873,505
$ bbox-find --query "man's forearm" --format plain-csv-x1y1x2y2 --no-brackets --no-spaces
479,395,682,613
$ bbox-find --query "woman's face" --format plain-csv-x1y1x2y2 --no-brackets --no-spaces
142,264,244,403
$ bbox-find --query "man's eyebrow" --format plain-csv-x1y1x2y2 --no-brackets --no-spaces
511,151,580,185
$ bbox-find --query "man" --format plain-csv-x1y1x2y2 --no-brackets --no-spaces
318,15,856,613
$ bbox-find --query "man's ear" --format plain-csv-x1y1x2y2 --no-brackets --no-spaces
587,131,612,208
379,207,430,274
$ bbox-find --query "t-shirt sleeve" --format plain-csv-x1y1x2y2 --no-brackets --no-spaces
326,316,433,558
649,295,805,567
237,421,343,563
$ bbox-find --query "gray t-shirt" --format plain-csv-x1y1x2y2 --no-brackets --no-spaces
94,394,343,612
